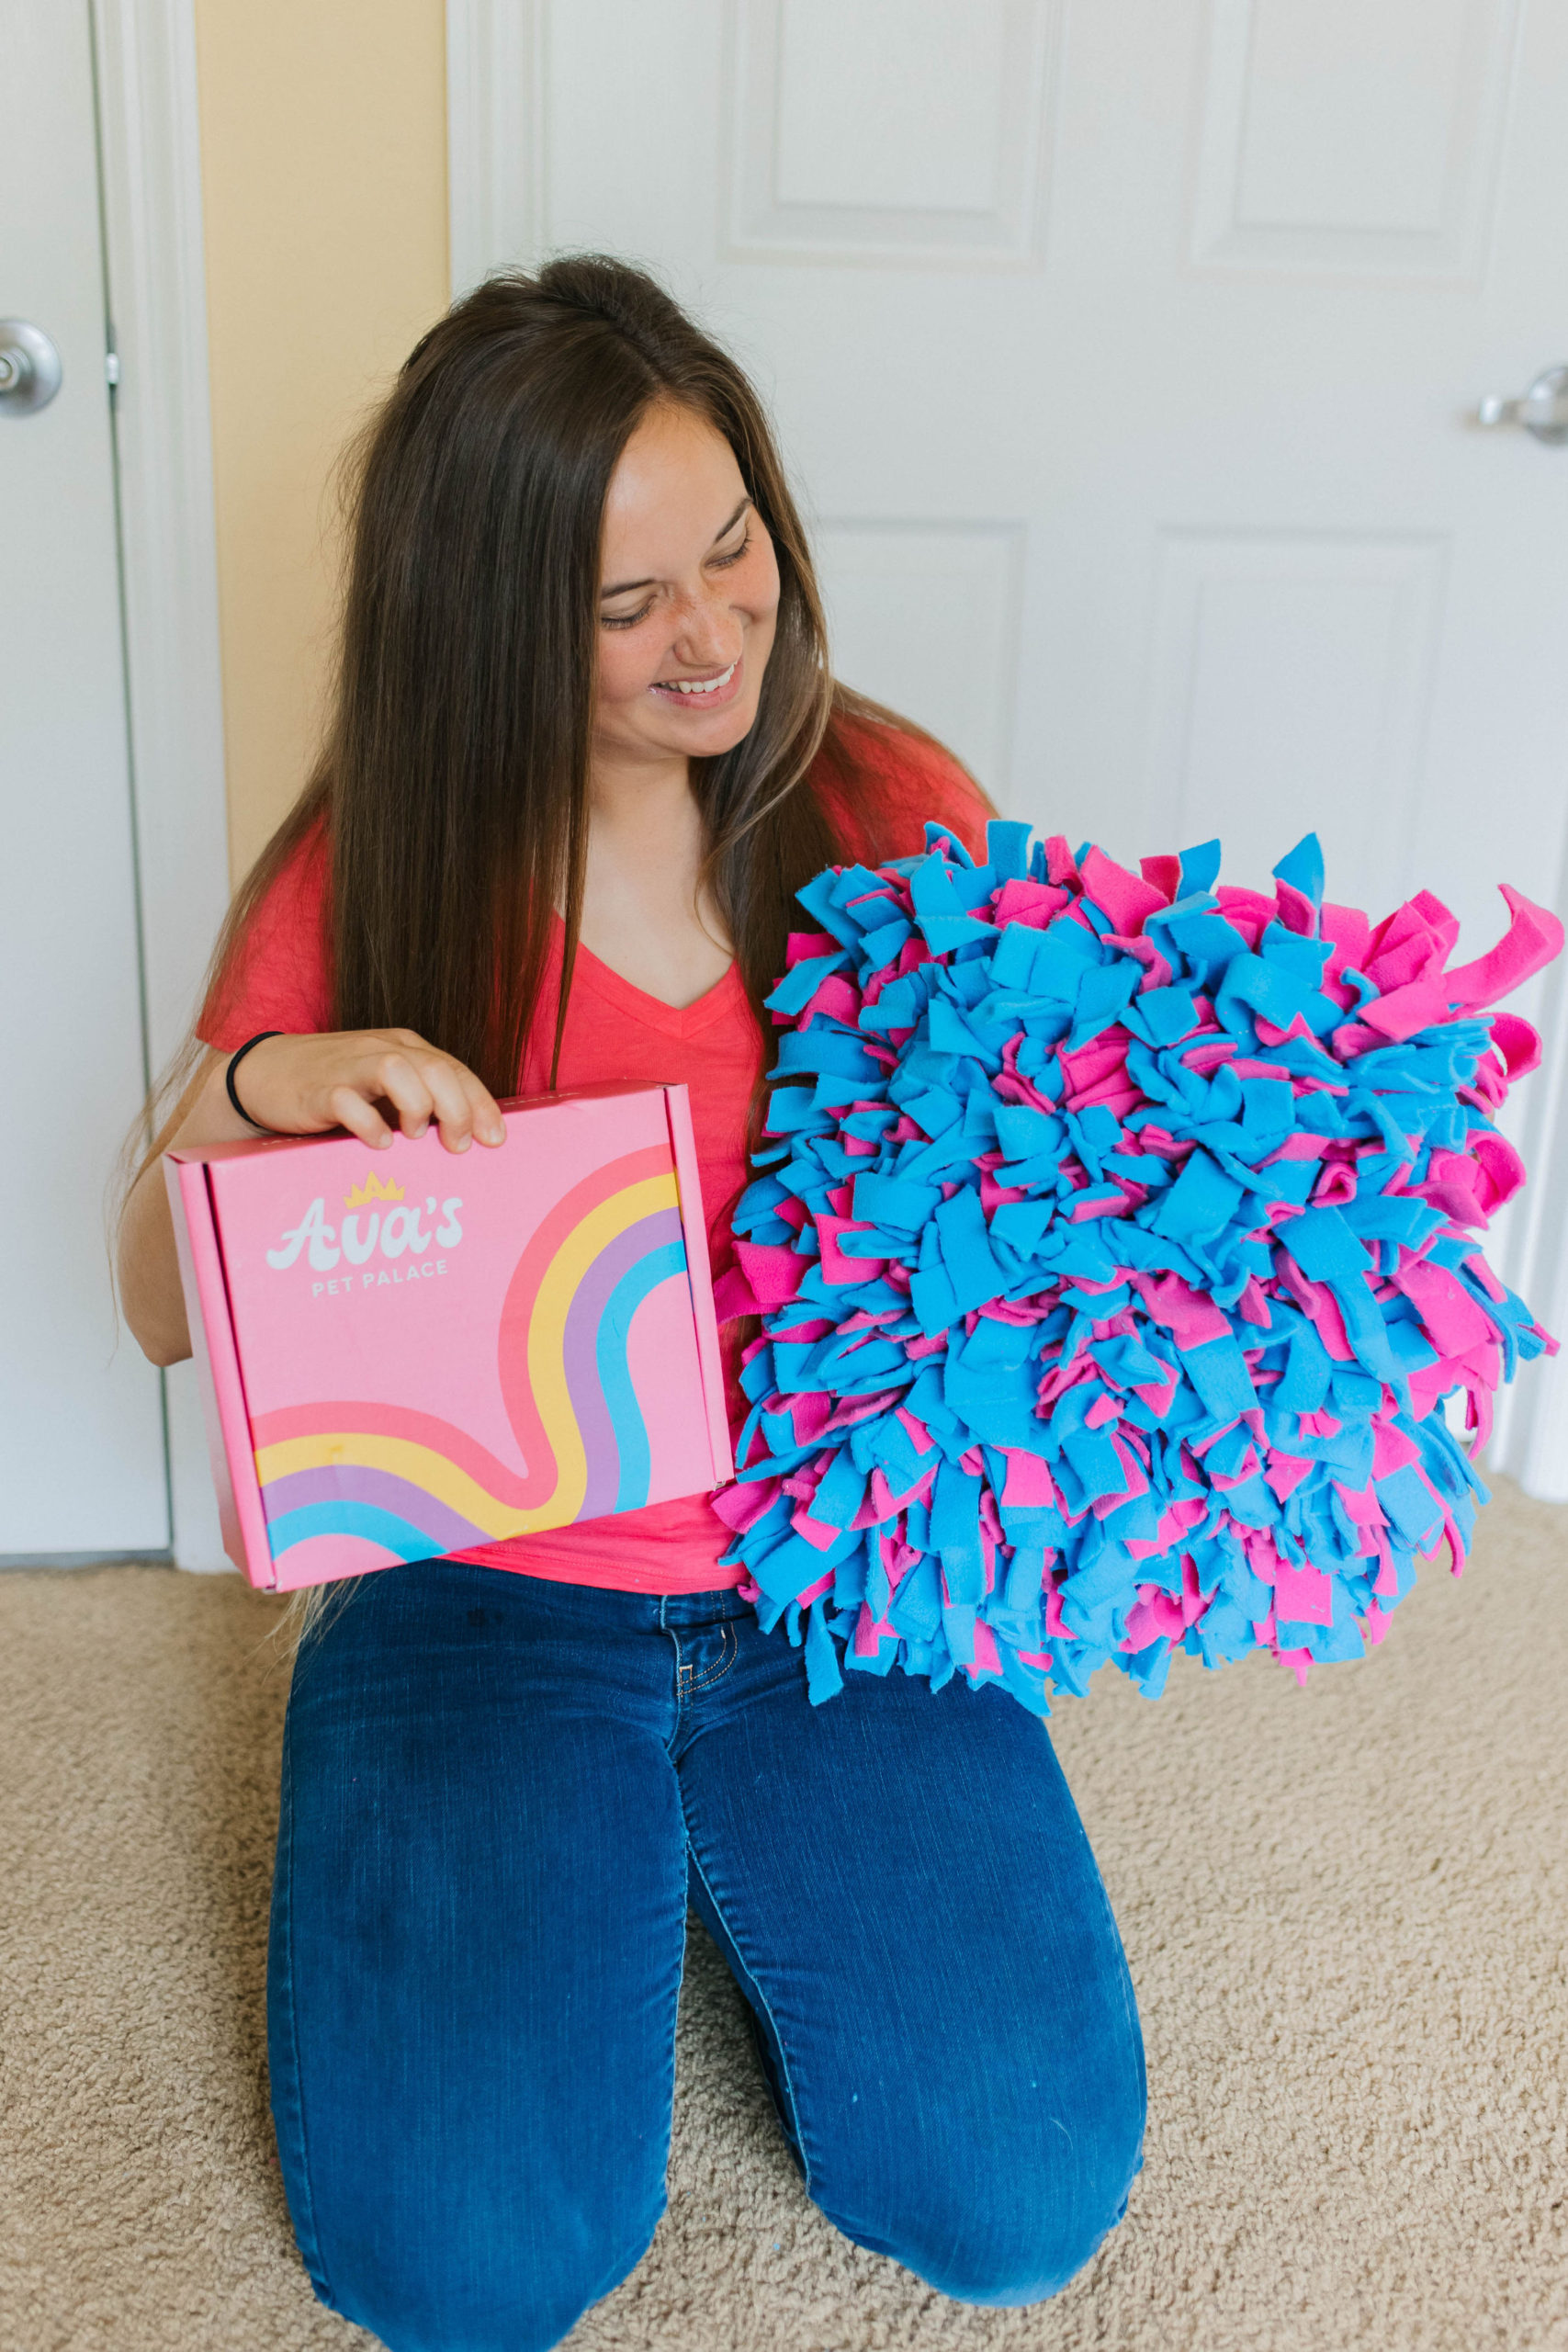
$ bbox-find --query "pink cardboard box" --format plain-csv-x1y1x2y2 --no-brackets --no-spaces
164,1082,733,1591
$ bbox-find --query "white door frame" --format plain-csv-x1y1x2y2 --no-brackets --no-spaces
1489,914,1568,1498
446,0,547,294
94,0,232,1566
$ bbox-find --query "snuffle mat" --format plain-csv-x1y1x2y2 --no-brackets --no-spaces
714,825,1560,1712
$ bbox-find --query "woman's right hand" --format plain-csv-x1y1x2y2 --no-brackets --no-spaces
230,1029,507,1153
118,1029,504,1367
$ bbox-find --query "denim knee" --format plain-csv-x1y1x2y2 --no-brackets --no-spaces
933,2165,1137,2308
313,2199,661,2352
822,2088,1145,2310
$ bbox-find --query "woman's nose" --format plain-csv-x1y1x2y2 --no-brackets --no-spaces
670,591,741,667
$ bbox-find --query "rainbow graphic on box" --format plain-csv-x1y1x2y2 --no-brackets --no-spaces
165,1089,733,1591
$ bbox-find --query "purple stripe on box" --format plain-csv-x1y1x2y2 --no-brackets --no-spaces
563,1208,685,1521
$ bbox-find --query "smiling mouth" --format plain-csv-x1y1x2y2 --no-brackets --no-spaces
652,656,739,698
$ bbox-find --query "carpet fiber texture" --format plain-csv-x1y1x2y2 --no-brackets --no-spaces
2,1479,1564,2352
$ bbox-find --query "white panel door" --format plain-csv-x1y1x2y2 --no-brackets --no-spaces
0,0,169,1555
449,0,1568,1487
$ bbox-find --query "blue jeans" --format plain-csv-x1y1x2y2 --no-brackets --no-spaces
268,1564,1146,2352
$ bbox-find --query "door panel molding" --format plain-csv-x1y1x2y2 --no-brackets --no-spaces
446,0,1064,277
1141,526,1450,912
94,0,231,1568
723,0,1060,267
1190,0,1524,280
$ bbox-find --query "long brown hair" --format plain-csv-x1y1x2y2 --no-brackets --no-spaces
129,258,981,1635
139,256,980,1192
205,255,926,1098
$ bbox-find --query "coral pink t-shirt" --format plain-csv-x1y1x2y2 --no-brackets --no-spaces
199,722,987,1592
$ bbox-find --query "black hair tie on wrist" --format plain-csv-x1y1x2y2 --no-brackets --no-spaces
226,1031,284,1129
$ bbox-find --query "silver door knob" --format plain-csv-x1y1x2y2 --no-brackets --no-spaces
1475,363,1568,445
0,320,63,415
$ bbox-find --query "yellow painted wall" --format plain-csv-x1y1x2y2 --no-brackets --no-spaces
193,1,450,881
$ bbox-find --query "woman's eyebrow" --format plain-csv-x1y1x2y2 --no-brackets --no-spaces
599,499,751,600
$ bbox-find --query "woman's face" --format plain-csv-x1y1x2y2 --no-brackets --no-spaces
592,401,781,778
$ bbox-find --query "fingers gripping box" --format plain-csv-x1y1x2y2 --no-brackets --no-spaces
164,1084,733,1591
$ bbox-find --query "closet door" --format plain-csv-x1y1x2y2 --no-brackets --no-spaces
0,0,169,1555
448,0,1568,1491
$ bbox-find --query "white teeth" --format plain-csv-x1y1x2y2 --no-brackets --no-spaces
660,658,737,695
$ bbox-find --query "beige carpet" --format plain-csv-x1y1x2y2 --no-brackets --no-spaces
2,1482,1564,2352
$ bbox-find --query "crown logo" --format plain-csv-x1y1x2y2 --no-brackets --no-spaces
344,1171,406,1210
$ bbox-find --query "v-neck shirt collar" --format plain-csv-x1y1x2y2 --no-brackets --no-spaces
556,919,746,1041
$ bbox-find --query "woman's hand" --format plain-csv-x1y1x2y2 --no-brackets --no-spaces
118,1030,504,1366
231,1030,507,1153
